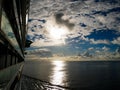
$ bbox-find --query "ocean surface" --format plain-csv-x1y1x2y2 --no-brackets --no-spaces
21,60,120,90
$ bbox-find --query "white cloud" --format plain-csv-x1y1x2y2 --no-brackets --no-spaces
75,46,79,49
88,47,94,51
112,37,120,45
27,48,50,53
102,46,110,51
31,39,66,47
90,39,110,44
27,48,52,57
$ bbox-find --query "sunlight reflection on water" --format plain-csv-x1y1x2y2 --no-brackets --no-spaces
50,60,67,86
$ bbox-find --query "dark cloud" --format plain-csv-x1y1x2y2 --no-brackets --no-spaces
28,19,46,23
94,0,119,4
28,49,53,57
79,23,87,27
92,7,120,16
54,13,75,30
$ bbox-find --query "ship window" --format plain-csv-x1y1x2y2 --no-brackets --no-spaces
0,55,6,69
13,0,22,40
1,10,22,56
15,57,18,63
12,56,15,65
10,54,13,65
15,0,22,24
6,55,11,67
0,43,6,69
0,0,2,28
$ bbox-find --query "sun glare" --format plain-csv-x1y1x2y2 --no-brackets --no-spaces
45,17,70,45
50,61,67,86
49,26,68,40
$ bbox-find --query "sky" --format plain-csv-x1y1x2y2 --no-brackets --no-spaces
26,0,120,60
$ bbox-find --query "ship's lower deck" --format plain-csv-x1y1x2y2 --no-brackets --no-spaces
0,62,24,90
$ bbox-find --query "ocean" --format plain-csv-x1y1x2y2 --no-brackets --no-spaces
21,60,120,90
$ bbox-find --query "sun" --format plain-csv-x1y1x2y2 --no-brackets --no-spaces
49,26,68,40
45,17,69,45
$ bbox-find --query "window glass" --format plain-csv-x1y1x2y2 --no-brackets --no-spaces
1,10,22,56
0,1,2,28
0,44,6,69
13,0,22,39
26,14,28,25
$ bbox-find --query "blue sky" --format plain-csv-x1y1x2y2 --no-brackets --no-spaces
27,0,120,59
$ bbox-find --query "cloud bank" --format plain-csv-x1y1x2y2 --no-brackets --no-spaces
27,0,120,60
